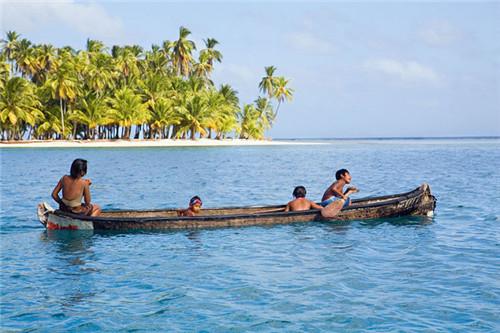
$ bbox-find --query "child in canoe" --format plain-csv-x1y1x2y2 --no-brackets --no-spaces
51,158,101,216
285,186,323,212
178,196,203,216
321,169,359,217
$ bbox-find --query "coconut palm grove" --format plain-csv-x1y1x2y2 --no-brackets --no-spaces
0,28,293,141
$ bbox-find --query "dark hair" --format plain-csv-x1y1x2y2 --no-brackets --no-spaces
335,169,349,180
70,159,87,178
292,186,306,198
189,196,202,206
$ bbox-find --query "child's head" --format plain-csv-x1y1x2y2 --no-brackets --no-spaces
189,196,202,213
292,186,307,198
335,169,351,183
70,159,87,178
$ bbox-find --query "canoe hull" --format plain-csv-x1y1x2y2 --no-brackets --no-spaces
37,184,436,231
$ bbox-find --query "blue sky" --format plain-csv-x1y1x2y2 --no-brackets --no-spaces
2,1,499,138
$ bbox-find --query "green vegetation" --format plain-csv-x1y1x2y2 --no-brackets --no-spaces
0,28,293,141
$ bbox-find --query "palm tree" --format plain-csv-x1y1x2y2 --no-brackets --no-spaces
219,84,239,106
14,39,36,79
194,38,222,83
145,45,167,75
69,93,109,139
177,94,209,140
0,54,10,87
86,39,106,55
259,66,277,98
1,31,20,76
203,90,224,138
254,96,275,130
0,31,293,141
113,47,141,87
273,76,294,116
0,77,43,140
238,103,263,139
161,40,175,73
148,97,180,139
193,55,213,85
171,26,196,77
107,88,149,139
200,38,222,66
215,85,240,139
46,54,78,138
34,105,64,140
84,53,116,97
32,44,57,85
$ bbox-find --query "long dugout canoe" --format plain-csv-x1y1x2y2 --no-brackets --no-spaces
37,183,436,231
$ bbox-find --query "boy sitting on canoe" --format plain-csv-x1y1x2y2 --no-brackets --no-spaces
321,169,359,217
178,196,203,217
51,158,101,216
285,186,323,212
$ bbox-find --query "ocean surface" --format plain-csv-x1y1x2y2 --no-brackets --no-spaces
1,138,499,332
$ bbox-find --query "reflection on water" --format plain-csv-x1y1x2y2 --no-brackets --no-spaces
41,230,95,249
357,215,435,228
39,230,98,311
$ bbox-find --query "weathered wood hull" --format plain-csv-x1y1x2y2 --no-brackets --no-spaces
37,184,436,231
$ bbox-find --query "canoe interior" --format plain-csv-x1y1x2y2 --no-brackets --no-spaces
95,185,426,219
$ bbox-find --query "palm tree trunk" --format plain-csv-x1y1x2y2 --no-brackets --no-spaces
275,101,281,118
134,124,142,139
59,98,65,139
171,125,178,139
190,126,196,140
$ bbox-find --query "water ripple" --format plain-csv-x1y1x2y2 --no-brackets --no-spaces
1,141,499,331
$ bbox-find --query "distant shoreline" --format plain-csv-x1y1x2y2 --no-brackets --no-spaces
0,139,319,148
1,136,498,148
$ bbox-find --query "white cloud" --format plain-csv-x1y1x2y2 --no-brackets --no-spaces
419,21,460,46
1,0,124,41
365,59,441,84
287,32,334,54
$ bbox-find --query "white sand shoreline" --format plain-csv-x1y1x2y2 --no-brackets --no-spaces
0,139,322,148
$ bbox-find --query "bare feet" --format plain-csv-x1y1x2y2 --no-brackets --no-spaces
321,199,345,218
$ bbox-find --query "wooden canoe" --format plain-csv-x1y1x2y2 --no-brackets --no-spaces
37,183,436,231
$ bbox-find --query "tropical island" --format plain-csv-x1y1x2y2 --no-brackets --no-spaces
0,28,293,142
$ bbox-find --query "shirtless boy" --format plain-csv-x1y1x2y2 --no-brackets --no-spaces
320,169,358,217
51,158,101,216
284,186,323,212
178,196,203,217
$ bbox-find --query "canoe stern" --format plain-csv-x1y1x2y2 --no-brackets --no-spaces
37,202,94,230
411,183,437,217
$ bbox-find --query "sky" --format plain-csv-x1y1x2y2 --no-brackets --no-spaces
1,0,499,138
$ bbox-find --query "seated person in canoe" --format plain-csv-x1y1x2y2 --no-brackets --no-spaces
51,158,101,216
321,169,359,217
178,196,203,217
284,186,323,212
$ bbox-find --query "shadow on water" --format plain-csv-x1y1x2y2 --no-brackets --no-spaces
318,215,434,231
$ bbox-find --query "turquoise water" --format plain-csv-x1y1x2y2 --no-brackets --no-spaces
1,138,499,332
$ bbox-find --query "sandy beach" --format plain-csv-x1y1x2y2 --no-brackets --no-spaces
0,139,318,148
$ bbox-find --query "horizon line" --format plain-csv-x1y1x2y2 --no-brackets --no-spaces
274,135,500,140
